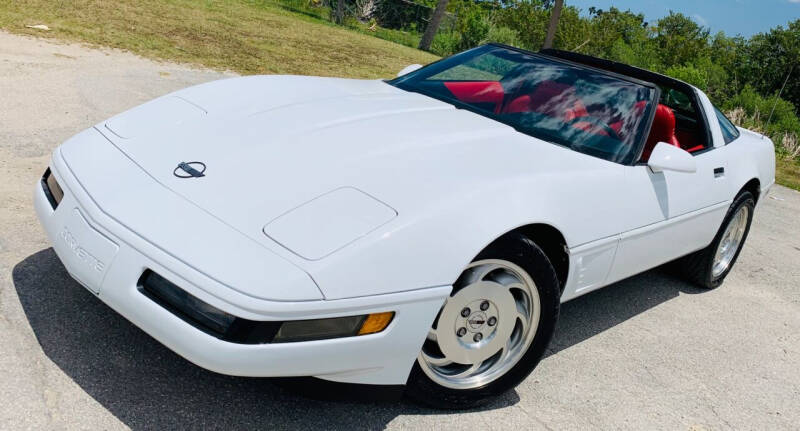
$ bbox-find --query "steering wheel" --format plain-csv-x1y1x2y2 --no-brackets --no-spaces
565,116,622,141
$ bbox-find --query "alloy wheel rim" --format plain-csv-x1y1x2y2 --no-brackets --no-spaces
712,205,749,278
418,259,541,390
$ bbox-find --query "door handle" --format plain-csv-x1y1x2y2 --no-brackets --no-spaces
714,167,725,178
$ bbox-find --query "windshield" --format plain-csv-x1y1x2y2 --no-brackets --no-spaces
389,45,656,165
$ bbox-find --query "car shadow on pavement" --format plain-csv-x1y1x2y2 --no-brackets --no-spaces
12,248,704,430
546,264,706,358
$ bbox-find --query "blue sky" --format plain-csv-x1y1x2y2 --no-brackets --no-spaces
566,0,800,37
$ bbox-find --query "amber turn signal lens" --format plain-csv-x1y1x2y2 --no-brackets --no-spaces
358,312,394,335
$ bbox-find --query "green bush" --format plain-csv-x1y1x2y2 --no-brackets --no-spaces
453,4,490,50
431,30,461,56
664,64,708,89
492,0,548,50
724,86,800,160
725,86,800,137
482,25,521,47
372,0,432,30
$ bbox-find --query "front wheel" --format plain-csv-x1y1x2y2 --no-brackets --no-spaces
405,234,560,409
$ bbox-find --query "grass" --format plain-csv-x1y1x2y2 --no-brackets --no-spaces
0,0,438,78
776,158,800,191
270,0,424,48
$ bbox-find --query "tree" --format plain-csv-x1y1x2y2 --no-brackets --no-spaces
654,11,710,67
743,19,800,113
333,0,345,24
586,8,648,53
419,0,450,51
542,0,563,49
493,0,550,50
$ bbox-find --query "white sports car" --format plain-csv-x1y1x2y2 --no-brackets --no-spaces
35,45,775,408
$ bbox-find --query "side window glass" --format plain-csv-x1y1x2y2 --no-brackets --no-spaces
648,85,710,154
714,107,740,144
661,88,694,114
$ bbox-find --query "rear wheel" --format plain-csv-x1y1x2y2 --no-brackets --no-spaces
677,191,755,289
405,234,560,409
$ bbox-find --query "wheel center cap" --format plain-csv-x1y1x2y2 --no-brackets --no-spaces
467,311,487,331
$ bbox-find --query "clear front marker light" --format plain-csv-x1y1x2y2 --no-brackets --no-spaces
273,311,395,343
273,315,366,343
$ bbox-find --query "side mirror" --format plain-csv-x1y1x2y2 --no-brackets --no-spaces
396,64,423,77
647,142,697,173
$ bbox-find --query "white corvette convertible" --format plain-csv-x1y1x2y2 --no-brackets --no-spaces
35,45,774,408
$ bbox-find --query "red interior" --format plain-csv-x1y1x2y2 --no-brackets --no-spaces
641,104,680,161
675,130,704,153
443,81,505,113
640,104,708,161
502,80,589,120
443,81,707,156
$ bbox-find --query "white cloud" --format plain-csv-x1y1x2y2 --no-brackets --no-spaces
789,0,800,3
692,13,709,27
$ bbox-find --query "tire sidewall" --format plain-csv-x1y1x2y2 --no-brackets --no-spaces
704,191,755,287
405,234,561,409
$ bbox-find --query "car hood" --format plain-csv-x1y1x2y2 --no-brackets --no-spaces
97,76,607,261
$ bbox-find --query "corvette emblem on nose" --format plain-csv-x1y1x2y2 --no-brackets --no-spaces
174,161,206,178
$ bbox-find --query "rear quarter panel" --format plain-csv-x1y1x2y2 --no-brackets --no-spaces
724,128,776,201
696,88,775,200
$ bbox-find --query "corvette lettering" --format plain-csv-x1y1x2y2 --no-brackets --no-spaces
60,227,105,273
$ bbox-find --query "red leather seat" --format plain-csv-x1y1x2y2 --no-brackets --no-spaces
641,104,681,162
503,80,588,120
444,81,506,113
675,129,705,153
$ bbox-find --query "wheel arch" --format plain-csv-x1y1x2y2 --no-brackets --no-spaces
484,224,569,291
739,177,761,204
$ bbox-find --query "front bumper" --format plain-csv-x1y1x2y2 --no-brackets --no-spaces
34,133,449,385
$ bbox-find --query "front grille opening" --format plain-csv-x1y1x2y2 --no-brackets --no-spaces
41,168,64,209
137,270,281,344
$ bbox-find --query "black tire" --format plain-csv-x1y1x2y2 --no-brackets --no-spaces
676,191,755,289
405,233,560,409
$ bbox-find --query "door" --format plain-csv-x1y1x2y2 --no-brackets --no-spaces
605,149,730,284
602,81,735,284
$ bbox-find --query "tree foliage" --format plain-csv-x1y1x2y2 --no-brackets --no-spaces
743,20,800,114
654,11,711,67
